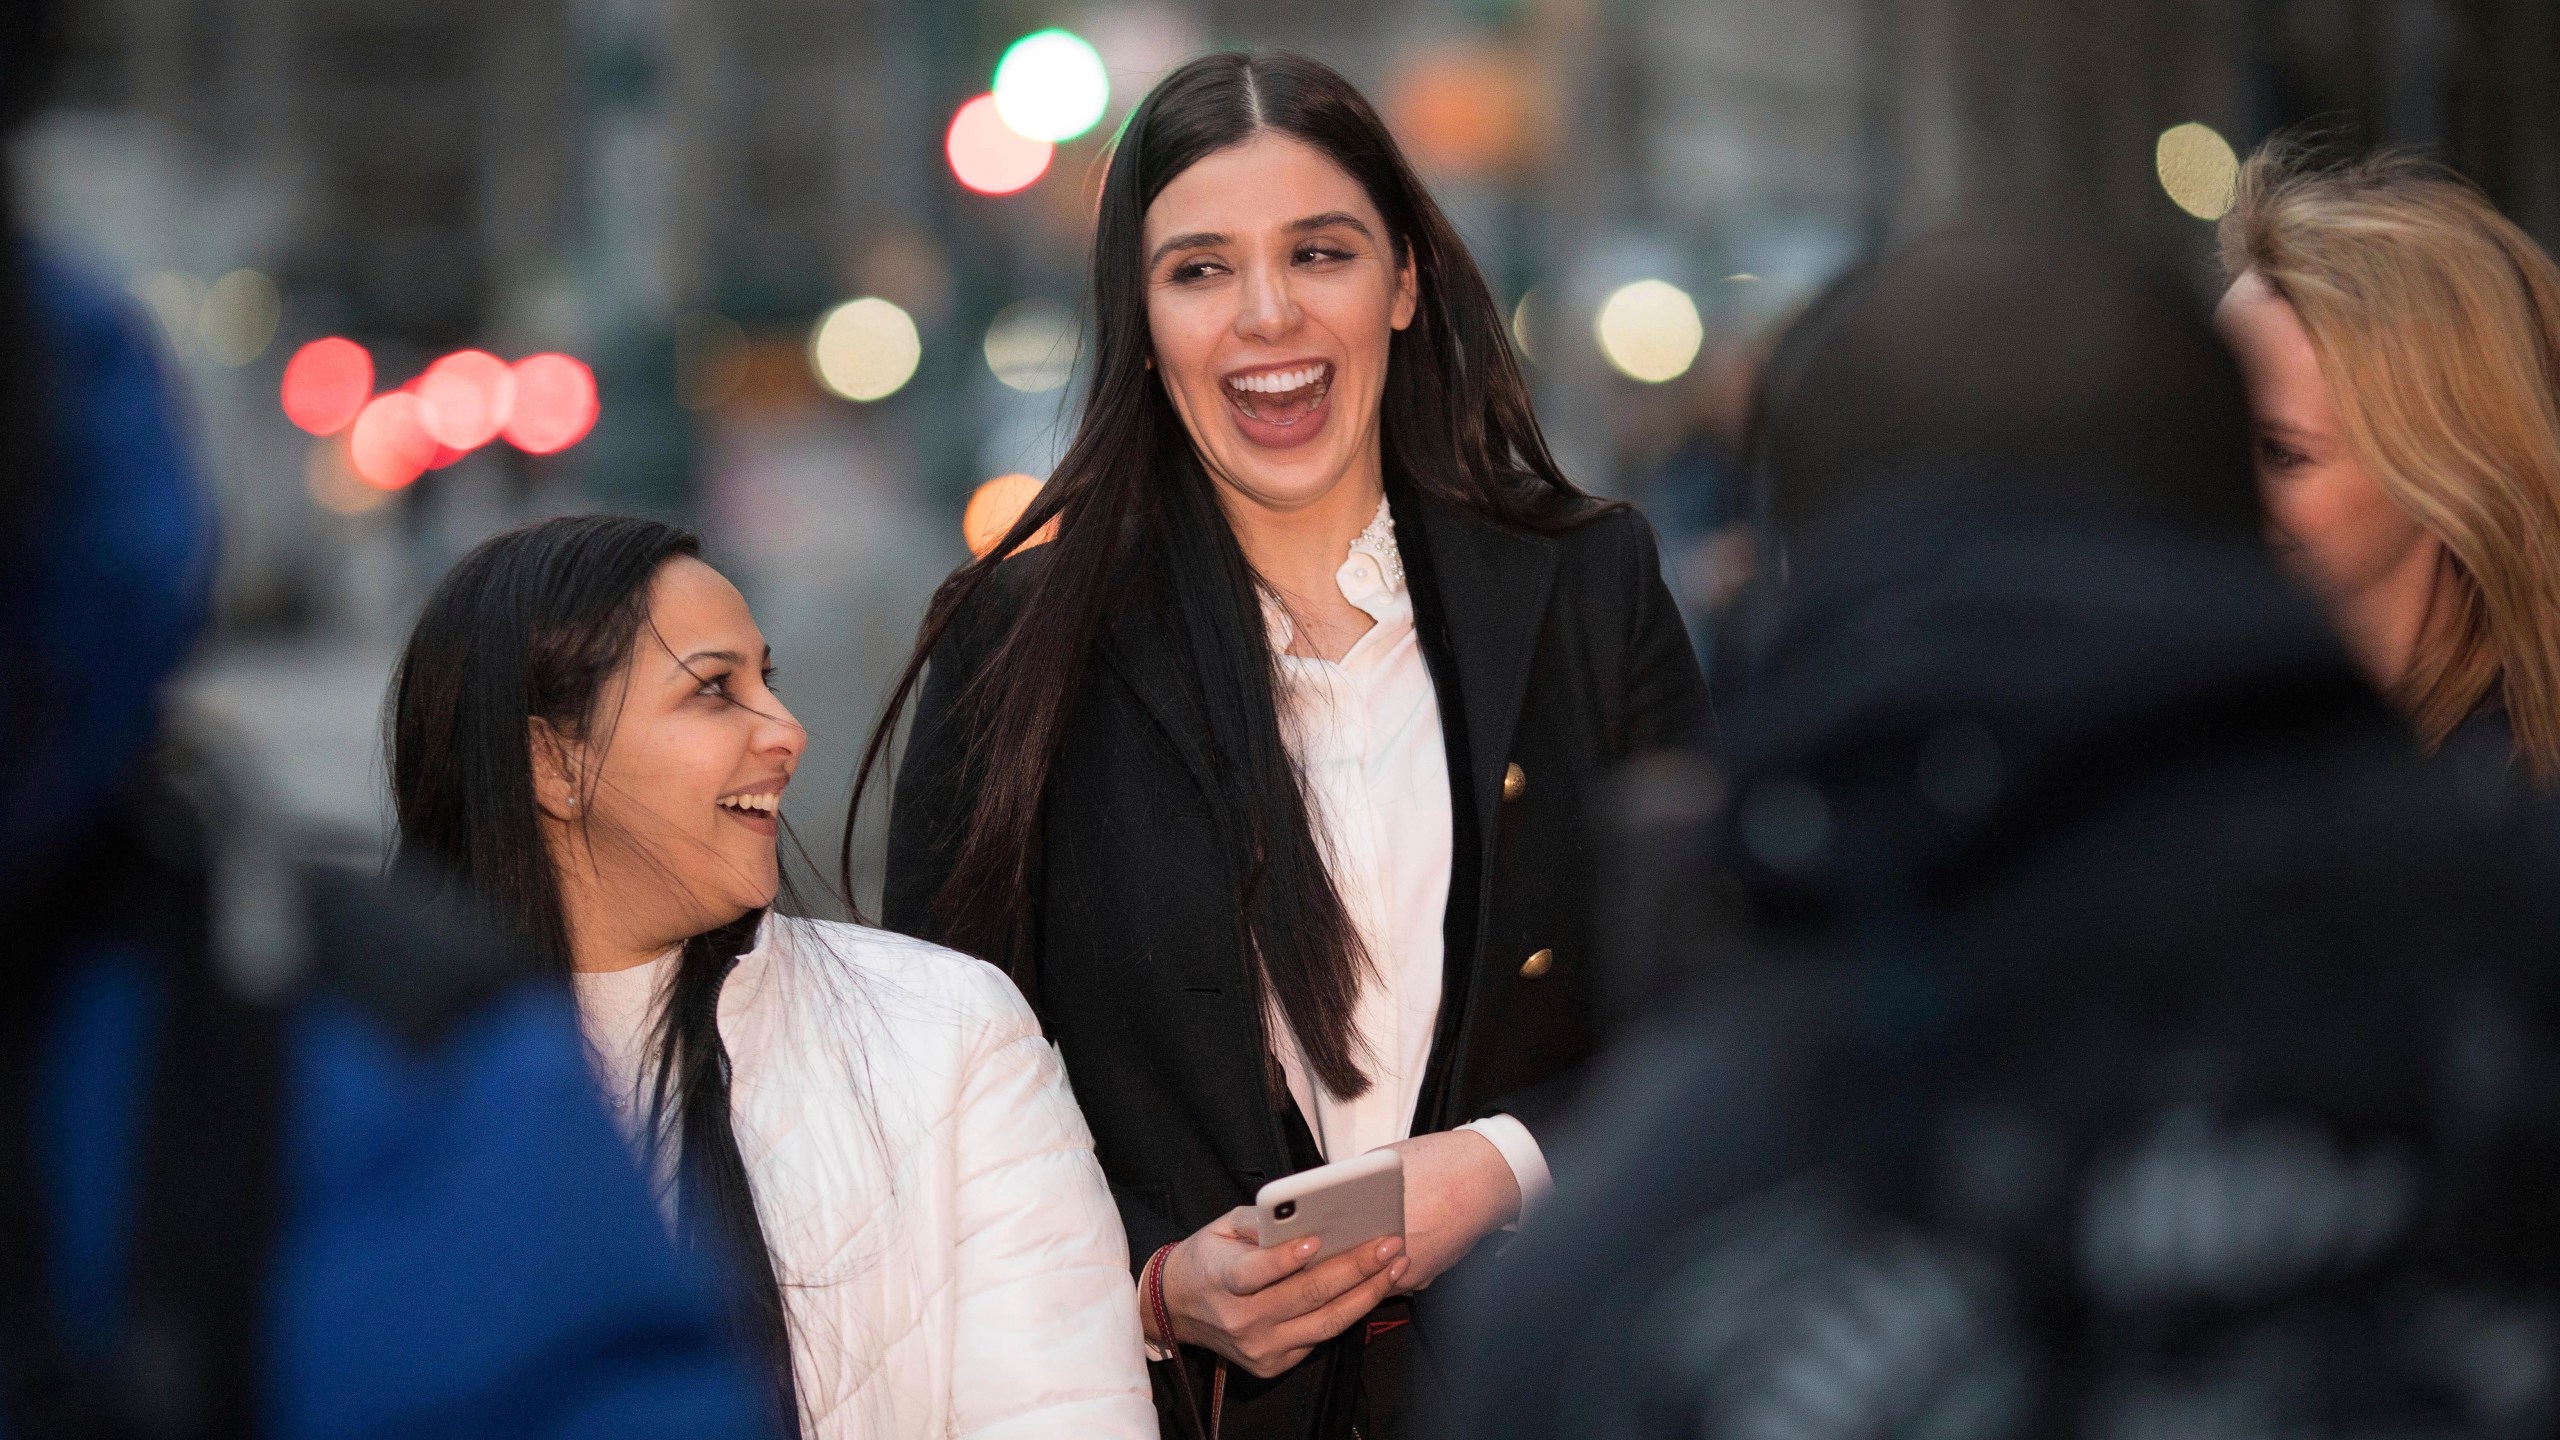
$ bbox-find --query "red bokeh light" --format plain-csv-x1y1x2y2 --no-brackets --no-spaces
947,95,1053,195
347,392,437,490
503,354,600,455
417,349,517,450
279,338,374,435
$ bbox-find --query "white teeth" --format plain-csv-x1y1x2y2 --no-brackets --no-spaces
1229,364,1327,395
720,792,780,815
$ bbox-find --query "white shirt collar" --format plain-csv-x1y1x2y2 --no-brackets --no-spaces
1262,496,1405,652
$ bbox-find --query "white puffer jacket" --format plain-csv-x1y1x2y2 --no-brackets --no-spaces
574,915,1157,1438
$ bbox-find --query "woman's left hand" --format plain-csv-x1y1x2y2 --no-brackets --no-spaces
1380,1129,1521,1292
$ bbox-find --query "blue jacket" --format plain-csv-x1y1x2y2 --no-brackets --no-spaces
6,249,772,1440
36,944,772,1440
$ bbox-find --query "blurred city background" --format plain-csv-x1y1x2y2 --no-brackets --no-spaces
19,0,2560,908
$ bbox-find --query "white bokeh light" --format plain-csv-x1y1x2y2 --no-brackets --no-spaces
811,297,923,403
1595,279,1704,384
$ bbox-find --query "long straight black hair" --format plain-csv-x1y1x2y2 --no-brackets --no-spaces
847,51,1599,1096
387,515,799,1436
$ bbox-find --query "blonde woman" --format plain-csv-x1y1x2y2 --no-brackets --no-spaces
2214,142,2560,781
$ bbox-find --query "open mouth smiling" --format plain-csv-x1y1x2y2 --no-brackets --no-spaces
1221,360,1335,448
716,786,783,832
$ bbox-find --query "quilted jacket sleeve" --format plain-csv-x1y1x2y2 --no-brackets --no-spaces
944,964,1158,1439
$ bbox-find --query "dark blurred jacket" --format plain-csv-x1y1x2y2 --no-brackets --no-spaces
1449,227,2560,1439
1456,505,2560,1439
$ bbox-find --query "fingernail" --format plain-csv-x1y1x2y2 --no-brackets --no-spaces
1297,1238,1320,1257
1390,1258,1411,1280
1376,1237,1401,1260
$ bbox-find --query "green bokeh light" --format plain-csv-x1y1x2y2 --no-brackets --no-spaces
993,29,1110,143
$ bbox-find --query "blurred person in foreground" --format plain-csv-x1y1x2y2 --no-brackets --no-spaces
2216,141,2560,782
0,11,771,1436
1447,225,2560,1439
387,515,1155,1439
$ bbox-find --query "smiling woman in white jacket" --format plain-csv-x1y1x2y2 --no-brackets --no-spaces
385,514,1156,1440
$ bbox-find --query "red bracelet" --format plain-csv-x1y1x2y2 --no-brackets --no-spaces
1145,1241,1224,1440
1143,1243,1178,1349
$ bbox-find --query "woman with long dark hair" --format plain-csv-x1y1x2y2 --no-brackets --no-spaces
859,52,1705,1438
390,515,1156,1439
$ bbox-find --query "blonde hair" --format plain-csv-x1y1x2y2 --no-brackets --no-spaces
2220,140,2560,782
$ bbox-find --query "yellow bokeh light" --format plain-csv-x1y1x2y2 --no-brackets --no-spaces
2157,122,2239,221
1595,279,1703,384
983,298,1079,393
810,297,922,403
1511,288,1538,363
202,269,281,367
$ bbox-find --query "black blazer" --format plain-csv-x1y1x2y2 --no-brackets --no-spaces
884,482,1706,1436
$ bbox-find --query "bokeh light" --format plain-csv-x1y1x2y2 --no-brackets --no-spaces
984,298,1080,393
280,337,375,435
503,354,600,454
2157,122,2239,220
201,269,281,368
947,94,1053,195
304,434,393,516
131,272,205,358
1595,279,1704,384
1388,45,1534,179
964,473,1059,557
348,391,437,490
416,349,517,449
1511,289,1540,363
811,297,923,402
993,30,1110,143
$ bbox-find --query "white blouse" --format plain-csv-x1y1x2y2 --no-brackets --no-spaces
1264,496,1553,1216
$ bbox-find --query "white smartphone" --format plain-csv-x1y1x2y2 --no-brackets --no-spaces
1253,1149,1405,1265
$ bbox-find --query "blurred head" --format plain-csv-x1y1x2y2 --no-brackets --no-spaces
1756,221,2256,548
2215,142,2560,778
3,0,216,898
390,515,806,970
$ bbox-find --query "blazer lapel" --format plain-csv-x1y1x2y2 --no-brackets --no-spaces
1400,488,1561,873
1397,486,1559,1131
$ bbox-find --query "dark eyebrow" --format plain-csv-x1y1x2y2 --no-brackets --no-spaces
1148,231,1226,270
677,648,748,668
1146,212,1379,272
1288,211,1373,240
